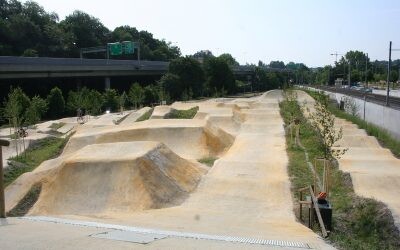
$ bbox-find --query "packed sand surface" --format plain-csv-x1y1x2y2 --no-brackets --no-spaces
297,90,400,230
30,142,206,215
4,90,333,249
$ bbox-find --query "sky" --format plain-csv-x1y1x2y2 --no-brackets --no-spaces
22,0,400,67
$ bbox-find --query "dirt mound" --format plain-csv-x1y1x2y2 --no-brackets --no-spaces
29,141,207,216
63,119,234,159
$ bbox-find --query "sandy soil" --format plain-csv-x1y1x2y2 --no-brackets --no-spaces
3,90,333,249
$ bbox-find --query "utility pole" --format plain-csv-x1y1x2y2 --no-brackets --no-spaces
386,41,392,106
330,52,342,63
348,60,351,86
365,53,368,88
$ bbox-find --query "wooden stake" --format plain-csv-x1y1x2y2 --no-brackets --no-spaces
0,139,10,218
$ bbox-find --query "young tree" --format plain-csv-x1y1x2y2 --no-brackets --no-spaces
128,83,144,109
119,91,128,113
143,85,159,105
3,87,30,129
25,95,48,125
86,89,103,115
3,87,30,157
102,89,119,112
47,87,65,119
309,92,347,160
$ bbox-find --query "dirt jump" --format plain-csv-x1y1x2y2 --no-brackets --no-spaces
5,90,332,249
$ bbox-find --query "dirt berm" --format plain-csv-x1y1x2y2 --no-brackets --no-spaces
25,141,207,215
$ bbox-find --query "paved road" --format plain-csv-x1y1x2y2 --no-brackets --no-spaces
311,85,400,110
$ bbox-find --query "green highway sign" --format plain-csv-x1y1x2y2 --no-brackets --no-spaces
122,41,135,54
108,41,135,56
108,43,122,56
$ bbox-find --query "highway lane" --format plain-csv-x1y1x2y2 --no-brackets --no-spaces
313,85,400,110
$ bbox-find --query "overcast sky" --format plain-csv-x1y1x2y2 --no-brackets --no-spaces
22,0,400,67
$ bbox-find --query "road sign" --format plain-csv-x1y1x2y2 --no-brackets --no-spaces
108,43,122,56
122,41,135,54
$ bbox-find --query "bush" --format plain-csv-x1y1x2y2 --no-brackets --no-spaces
136,108,154,122
164,106,199,119
46,87,65,119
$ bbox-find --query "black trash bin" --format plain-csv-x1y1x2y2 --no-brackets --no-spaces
315,200,332,231
339,100,345,110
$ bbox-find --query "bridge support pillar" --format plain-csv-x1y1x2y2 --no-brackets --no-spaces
104,77,111,90
76,79,82,90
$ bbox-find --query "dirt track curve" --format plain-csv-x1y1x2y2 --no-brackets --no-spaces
4,90,333,249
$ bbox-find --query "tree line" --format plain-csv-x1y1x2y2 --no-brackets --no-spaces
0,0,180,60
313,51,400,85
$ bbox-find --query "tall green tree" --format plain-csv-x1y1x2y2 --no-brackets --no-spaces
158,73,182,101
25,95,47,125
102,88,119,112
204,57,236,96
47,87,65,118
128,83,145,109
169,56,205,98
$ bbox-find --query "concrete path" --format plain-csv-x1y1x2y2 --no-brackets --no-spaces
297,90,400,230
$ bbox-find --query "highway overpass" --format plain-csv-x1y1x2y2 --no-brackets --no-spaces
0,56,255,80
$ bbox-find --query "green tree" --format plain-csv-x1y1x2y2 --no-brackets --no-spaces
60,10,109,56
158,73,182,101
269,61,285,69
204,57,235,96
169,56,205,98
102,88,119,112
3,86,30,128
218,53,239,67
119,91,128,112
128,83,145,109
25,95,47,125
143,85,159,105
46,87,65,119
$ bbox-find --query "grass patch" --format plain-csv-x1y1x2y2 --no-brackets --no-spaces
280,93,400,249
114,113,129,125
7,183,41,216
305,89,400,158
49,122,65,130
136,108,154,122
4,137,67,187
164,106,199,119
198,156,218,167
